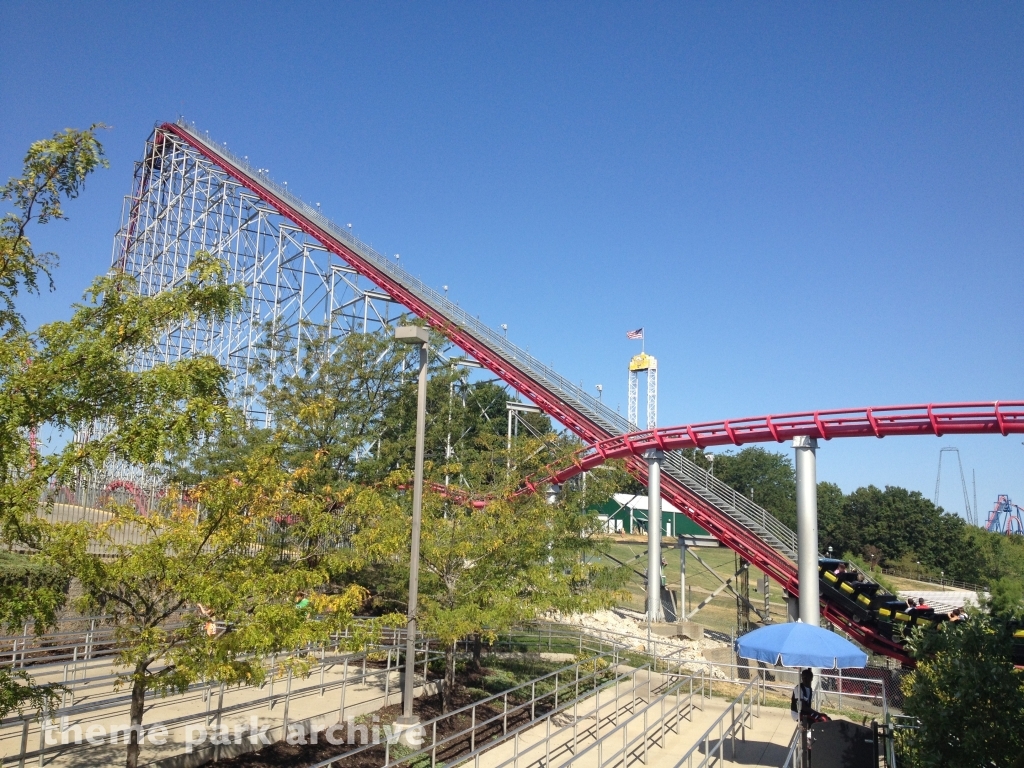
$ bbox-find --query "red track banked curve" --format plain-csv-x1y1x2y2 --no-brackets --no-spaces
543,401,1024,486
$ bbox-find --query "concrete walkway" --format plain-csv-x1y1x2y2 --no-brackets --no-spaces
647,704,794,768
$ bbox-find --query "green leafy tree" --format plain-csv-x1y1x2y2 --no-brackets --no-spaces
42,452,377,768
255,327,411,487
900,603,1024,768
0,125,107,336
362,354,551,485
0,126,241,720
351,433,624,713
817,481,852,553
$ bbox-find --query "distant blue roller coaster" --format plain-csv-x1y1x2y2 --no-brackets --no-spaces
985,495,1024,535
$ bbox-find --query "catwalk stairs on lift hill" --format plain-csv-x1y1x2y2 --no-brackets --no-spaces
157,120,904,660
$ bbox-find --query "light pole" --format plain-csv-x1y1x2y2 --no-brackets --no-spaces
394,325,429,738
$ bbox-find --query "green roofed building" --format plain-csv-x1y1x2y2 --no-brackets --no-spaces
592,494,718,546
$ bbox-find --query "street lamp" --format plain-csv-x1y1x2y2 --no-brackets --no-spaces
394,325,429,738
595,384,603,401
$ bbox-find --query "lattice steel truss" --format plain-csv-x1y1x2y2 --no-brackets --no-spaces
111,127,398,423
627,353,658,429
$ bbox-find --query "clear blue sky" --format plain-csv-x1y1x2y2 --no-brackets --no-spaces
3,2,1022,521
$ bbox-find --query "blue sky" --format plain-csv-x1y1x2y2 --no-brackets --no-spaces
2,2,1022,521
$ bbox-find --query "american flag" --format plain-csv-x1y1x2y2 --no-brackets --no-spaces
626,327,644,340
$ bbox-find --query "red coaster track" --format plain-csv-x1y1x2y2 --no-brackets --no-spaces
544,401,1024,486
155,121,1021,663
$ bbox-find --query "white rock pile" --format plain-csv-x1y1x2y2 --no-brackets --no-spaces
545,609,729,659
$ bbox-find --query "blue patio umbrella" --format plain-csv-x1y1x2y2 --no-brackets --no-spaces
736,622,868,669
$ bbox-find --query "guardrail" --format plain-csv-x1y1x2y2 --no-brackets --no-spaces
307,653,666,768
529,622,903,714
0,636,437,767
670,676,762,768
538,669,707,768
780,723,801,768
2,612,895,766
662,451,799,559
880,568,987,593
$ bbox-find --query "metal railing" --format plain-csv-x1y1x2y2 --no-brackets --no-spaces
537,669,707,768
880,568,987,593
530,622,902,715
3,617,897,767
780,723,801,768
0,634,436,767
306,653,665,768
670,677,762,768
661,451,799,558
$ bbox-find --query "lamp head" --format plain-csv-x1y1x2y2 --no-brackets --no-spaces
394,326,429,345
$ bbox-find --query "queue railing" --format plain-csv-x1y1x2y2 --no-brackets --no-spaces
669,676,763,768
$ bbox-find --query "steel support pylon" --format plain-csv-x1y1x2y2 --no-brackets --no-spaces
645,449,665,623
794,436,819,626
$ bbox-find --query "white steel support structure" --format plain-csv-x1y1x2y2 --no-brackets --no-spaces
793,436,820,626
111,127,398,423
645,448,666,623
627,353,658,429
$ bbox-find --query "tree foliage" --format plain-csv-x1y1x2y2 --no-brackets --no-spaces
697,446,1024,591
349,433,624,711
42,451,379,768
0,127,249,723
0,126,108,336
900,600,1024,768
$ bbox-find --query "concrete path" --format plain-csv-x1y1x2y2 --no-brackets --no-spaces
647,704,794,768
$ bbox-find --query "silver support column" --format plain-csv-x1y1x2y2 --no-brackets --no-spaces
645,449,665,623
793,436,819,626
678,536,687,620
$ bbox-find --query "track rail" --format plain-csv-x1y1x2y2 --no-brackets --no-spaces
152,121,1016,663
545,401,1024,486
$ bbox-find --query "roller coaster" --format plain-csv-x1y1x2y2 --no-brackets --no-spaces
116,120,1024,665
